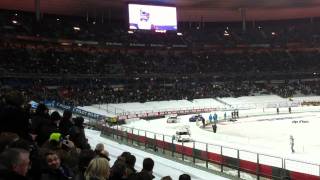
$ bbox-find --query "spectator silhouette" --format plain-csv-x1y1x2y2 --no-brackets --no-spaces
0,148,30,180
0,91,30,140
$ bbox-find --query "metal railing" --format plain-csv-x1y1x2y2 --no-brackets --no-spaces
95,124,320,180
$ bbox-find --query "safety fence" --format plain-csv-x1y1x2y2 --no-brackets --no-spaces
97,124,319,180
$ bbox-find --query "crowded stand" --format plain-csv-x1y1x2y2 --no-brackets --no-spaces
1,91,191,180
2,8,320,180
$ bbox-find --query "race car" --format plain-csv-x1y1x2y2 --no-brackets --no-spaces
174,126,192,142
189,114,204,122
167,114,179,123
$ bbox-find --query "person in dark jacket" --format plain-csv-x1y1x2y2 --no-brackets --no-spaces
69,117,90,150
125,154,137,178
31,103,50,146
44,111,62,141
0,148,30,180
40,151,74,180
0,91,30,140
109,160,127,180
60,110,73,137
212,123,217,133
129,158,154,180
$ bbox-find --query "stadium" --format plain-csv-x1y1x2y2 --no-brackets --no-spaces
1,0,320,180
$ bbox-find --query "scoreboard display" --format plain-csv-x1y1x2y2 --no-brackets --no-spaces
128,3,177,31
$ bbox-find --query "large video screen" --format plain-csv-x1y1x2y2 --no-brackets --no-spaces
128,4,177,31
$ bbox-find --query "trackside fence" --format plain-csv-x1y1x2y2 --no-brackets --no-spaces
96,124,320,180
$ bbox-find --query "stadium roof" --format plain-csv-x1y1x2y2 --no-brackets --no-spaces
1,0,320,22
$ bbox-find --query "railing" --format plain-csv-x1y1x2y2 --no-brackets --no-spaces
96,124,320,180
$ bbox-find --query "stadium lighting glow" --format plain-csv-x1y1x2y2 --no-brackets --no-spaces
14,13,18,16
128,30,134,34
155,29,166,33
73,26,80,31
224,30,230,36
12,20,18,24
92,21,96,25
271,32,276,36
61,42,71,46
177,32,183,36
56,18,60,21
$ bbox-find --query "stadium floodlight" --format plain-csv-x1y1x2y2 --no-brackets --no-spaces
177,32,183,36
12,20,18,24
73,26,81,31
56,18,60,21
224,30,230,36
155,29,166,33
271,32,276,36
128,30,134,34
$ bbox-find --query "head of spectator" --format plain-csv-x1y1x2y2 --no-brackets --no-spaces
161,176,172,180
62,110,72,122
141,157,155,179
120,151,131,161
44,151,61,170
110,160,126,180
0,148,30,177
0,132,19,152
179,174,191,180
84,157,110,180
50,111,61,125
125,154,137,176
74,116,84,128
35,103,48,116
142,158,154,172
94,143,110,161
43,150,74,179
94,143,104,154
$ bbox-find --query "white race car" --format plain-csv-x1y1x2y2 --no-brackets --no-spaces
174,126,192,142
167,114,180,123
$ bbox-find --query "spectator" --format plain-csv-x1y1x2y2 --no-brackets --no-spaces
137,158,155,180
77,149,96,180
84,157,110,180
161,176,172,180
0,132,19,152
109,160,127,180
0,148,30,180
125,154,137,178
179,174,191,180
31,103,50,146
40,150,74,180
60,110,73,137
0,91,30,140
69,116,90,150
